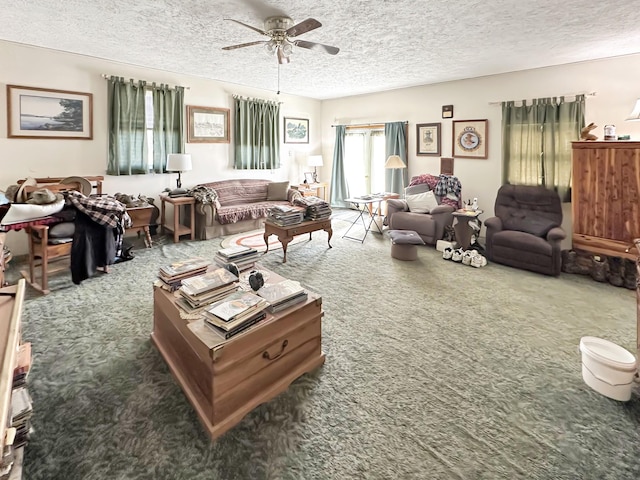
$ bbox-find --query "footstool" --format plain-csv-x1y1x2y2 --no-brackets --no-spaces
388,230,425,261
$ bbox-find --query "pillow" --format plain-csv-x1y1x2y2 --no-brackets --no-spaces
0,198,65,225
503,214,559,237
48,221,75,239
405,191,439,214
388,230,425,245
267,181,290,201
405,183,431,196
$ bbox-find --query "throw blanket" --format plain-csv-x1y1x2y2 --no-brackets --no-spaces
409,174,462,209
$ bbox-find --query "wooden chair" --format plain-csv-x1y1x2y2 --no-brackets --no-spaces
19,176,104,294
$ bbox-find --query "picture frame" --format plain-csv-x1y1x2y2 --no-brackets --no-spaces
187,105,230,143
416,122,441,156
303,172,315,184
284,117,309,144
452,119,488,159
7,84,93,139
442,105,454,119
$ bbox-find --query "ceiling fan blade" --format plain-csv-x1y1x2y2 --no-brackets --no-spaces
286,18,321,37
294,39,340,55
222,41,267,51
277,48,290,64
224,18,268,36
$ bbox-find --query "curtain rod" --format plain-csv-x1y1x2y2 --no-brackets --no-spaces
101,74,190,90
488,91,596,106
331,121,408,127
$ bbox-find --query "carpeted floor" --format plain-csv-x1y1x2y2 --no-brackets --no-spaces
5,213,640,480
220,228,308,252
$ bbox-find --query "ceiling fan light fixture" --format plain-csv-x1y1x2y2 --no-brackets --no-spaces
264,39,277,55
280,41,293,57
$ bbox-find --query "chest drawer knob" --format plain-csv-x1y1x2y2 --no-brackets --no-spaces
263,339,288,361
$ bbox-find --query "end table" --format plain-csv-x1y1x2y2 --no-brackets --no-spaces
160,195,195,243
453,209,483,249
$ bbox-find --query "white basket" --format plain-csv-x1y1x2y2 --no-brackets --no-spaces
579,336,637,402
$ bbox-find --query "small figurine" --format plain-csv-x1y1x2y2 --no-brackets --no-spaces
580,123,598,141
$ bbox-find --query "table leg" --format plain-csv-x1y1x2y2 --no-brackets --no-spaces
189,203,195,240
173,205,179,243
325,226,333,248
143,226,152,248
161,200,166,235
281,236,293,263
263,231,271,254
454,220,473,249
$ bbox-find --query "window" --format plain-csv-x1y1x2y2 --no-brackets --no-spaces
233,96,280,170
344,128,386,197
107,77,184,176
502,95,584,201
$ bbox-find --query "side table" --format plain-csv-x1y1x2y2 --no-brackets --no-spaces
453,209,483,249
292,182,329,202
160,195,195,243
125,205,154,248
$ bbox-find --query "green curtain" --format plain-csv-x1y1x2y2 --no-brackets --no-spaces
233,97,280,169
107,77,147,175
329,125,350,207
152,85,185,173
384,122,408,194
502,95,584,201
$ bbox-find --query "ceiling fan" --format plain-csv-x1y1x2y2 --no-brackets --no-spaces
222,16,340,64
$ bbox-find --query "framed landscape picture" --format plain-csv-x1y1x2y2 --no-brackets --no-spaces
416,122,441,156
452,119,488,159
7,84,93,139
187,105,230,143
284,117,309,144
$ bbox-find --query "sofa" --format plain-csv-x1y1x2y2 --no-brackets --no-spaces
386,174,459,245
485,184,566,276
192,179,302,240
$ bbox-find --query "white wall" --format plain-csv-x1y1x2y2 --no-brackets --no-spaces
0,41,322,255
320,53,640,244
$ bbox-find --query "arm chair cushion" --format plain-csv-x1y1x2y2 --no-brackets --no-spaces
406,191,439,213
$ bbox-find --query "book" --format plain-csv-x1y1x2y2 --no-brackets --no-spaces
217,245,257,259
267,291,308,313
203,311,267,340
179,283,239,309
179,268,238,295
256,279,305,304
203,297,269,330
204,291,267,322
159,257,210,279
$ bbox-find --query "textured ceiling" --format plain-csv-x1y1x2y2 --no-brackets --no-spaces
2,0,640,100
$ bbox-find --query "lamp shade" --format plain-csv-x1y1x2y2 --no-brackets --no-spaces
384,155,406,169
308,155,324,167
166,154,192,172
626,98,640,121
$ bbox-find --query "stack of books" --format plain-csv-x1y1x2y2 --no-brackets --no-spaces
267,205,304,226
157,257,210,291
202,291,270,339
213,245,260,271
10,387,32,449
256,279,308,313
293,196,332,220
176,267,240,313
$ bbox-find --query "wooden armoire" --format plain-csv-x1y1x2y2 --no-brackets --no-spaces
571,141,640,260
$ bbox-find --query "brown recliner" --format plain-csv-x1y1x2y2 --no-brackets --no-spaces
485,184,566,276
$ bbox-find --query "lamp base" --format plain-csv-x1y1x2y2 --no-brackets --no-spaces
176,172,182,189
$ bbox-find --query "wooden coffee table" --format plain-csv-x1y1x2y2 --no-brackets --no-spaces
263,218,332,263
150,269,325,440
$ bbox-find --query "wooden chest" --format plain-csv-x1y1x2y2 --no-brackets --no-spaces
151,283,324,440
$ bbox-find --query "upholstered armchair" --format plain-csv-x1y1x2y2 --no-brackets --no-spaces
387,183,455,245
485,184,566,276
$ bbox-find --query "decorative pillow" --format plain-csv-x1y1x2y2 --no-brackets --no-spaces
267,181,290,201
388,230,425,245
504,214,559,237
405,191,439,214
405,183,431,196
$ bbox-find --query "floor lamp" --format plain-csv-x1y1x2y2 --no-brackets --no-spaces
384,154,407,193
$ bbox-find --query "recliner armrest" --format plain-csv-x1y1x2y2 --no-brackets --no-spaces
387,199,408,213
484,216,503,232
430,204,454,215
546,226,566,242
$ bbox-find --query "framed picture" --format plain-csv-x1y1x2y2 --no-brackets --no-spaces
303,172,314,184
452,119,488,159
284,117,309,144
442,105,454,119
187,105,230,143
7,84,93,139
416,123,441,156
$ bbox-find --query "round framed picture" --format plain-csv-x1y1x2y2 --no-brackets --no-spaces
452,120,488,159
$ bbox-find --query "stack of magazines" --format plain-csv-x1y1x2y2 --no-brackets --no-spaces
214,245,260,271
267,205,304,226
176,267,240,313
293,195,332,220
157,258,210,291
256,279,308,313
203,291,270,339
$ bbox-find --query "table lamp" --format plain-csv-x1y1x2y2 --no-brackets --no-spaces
166,153,192,195
308,155,323,183
626,98,640,121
